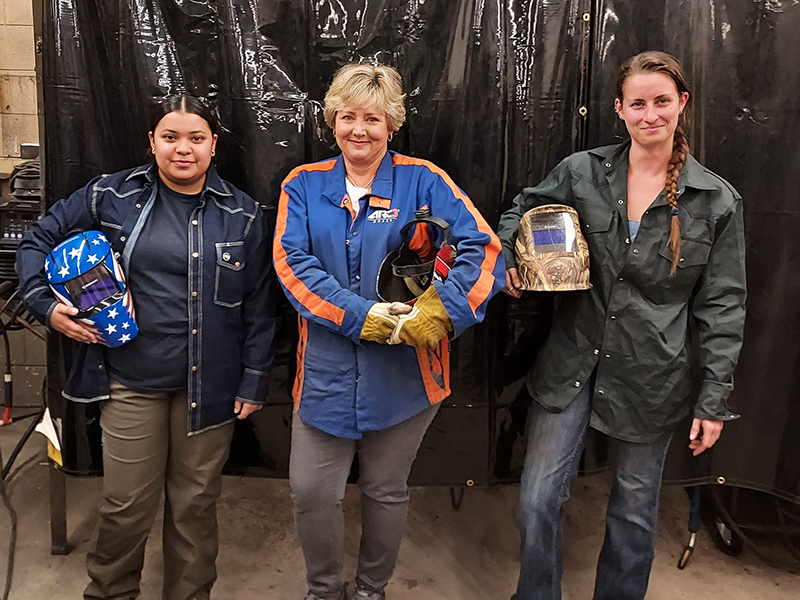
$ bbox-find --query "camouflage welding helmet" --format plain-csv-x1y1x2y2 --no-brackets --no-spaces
514,204,591,292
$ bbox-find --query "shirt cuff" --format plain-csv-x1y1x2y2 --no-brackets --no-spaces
502,246,517,271
693,380,740,421
235,367,270,405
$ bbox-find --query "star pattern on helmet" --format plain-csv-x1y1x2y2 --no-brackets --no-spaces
122,321,130,329
105,324,117,334
92,239,102,246
119,334,131,343
86,254,100,265
68,247,82,260
58,265,70,278
107,307,119,319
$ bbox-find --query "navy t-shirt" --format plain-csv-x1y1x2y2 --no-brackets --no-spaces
106,181,199,391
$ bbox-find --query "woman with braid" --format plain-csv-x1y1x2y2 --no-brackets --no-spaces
497,51,746,600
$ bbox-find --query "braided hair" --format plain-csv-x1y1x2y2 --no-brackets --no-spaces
665,125,689,273
616,51,691,274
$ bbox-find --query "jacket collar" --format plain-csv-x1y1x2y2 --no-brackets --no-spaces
125,162,233,197
322,151,395,207
589,140,718,192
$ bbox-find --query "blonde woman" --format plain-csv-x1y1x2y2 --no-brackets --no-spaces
274,63,504,600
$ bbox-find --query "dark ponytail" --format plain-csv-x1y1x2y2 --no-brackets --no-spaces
149,95,218,136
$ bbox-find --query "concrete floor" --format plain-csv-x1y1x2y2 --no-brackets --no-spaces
1,416,799,600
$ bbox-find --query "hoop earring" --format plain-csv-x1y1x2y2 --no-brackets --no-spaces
151,147,156,154
211,150,216,156
388,133,393,142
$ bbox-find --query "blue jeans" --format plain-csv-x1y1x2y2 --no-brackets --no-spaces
514,379,673,600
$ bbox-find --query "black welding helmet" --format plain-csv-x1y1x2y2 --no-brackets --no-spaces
376,208,457,304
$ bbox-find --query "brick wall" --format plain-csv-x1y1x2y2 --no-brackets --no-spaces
0,0,38,177
0,0,44,409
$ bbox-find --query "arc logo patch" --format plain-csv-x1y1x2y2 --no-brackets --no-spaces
367,208,400,223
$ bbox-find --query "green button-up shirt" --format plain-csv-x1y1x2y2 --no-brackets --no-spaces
497,142,747,442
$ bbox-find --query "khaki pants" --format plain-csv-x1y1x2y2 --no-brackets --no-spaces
84,381,234,600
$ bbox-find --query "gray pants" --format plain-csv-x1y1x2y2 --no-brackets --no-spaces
84,381,234,600
290,405,439,597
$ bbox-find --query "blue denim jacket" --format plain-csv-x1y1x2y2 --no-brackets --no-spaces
17,163,278,433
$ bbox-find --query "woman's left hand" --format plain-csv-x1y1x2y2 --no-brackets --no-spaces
689,418,724,456
234,401,263,420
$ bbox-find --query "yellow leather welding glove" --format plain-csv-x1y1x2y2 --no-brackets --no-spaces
388,285,453,350
360,302,413,343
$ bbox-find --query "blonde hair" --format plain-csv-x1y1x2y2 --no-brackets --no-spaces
323,63,406,132
617,51,690,275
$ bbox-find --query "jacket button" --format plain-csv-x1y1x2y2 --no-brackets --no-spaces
574,381,581,387
192,252,199,258
192,220,198,226
632,248,639,254
617,199,623,205
345,239,350,245
136,204,141,208
618,277,624,281
625,238,630,244
192,366,197,372
120,236,126,242
610,315,616,320
191,402,197,408
605,354,611,359
593,349,599,355
679,258,685,263
355,275,361,281
597,389,605,396
353,231,359,236
192,291,198,297
605,162,612,168
192,329,197,335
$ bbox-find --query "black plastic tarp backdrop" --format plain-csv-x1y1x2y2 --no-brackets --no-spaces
41,0,800,503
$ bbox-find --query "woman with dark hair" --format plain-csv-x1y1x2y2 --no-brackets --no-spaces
17,95,277,600
497,51,746,599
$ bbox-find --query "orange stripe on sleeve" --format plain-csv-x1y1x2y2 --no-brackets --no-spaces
292,315,308,411
392,155,502,315
274,161,346,327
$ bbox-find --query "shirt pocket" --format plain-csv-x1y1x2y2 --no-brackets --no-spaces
657,236,712,290
658,236,712,268
574,200,614,234
214,241,245,308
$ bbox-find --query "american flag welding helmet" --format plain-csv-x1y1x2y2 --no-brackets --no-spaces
45,231,138,347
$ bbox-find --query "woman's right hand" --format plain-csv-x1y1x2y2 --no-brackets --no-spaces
49,304,101,344
503,268,523,298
